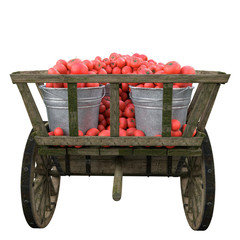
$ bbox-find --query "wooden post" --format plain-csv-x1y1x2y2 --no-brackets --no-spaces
112,157,123,201
162,83,173,137
68,83,78,136
110,83,119,137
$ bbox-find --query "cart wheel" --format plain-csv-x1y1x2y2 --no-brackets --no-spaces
21,130,60,228
180,131,215,230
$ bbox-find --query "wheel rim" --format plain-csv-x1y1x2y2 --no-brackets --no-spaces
180,132,215,230
21,132,60,228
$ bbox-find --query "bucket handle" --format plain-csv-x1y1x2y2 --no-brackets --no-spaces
39,85,106,100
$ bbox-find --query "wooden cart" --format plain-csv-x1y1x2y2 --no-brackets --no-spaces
10,70,230,230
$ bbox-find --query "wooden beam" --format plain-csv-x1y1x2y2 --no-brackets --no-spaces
112,157,123,201
110,83,119,137
68,83,78,136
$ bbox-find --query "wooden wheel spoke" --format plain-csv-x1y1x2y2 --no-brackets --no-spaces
33,175,45,194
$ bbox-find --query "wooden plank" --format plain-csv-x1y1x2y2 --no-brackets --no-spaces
34,136,204,146
198,83,220,132
100,147,133,156
112,157,123,201
167,147,202,156
17,83,48,136
134,148,167,156
187,83,204,118
110,83,119,137
183,83,216,137
68,83,78,136
38,147,66,156
11,72,230,84
67,147,100,156
162,83,173,137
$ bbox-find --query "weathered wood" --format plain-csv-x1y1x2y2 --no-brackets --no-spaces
187,83,204,118
183,84,216,137
162,83,173,137
34,136,204,146
67,147,100,156
100,147,133,156
112,157,123,201
110,83,119,137
198,83,220,132
11,71,230,84
68,83,78,136
167,147,202,156
38,146,66,156
134,148,167,156
17,83,48,136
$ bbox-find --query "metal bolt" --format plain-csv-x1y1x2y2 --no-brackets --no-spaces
24,199,29,204
24,167,28,172
207,201,212,206
208,169,212,173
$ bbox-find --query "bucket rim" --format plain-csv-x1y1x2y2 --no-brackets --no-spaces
129,86,194,91
39,84,105,90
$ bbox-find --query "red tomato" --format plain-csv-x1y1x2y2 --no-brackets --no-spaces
75,130,84,148
134,129,145,136
105,65,112,74
94,60,102,71
83,60,94,70
128,83,138,87
98,114,105,122
173,84,180,88
121,83,129,92
119,100,126,112
53,83,63,88
136,84,144,88
63,83,68,88
48,68,60,75
127,118,136,128
86,83,100,87
71,63,88,74
132,53,140,57
99,104,106,113
95,56,102,61
116,57,126,68
100,119,107,127
119,128,127,136
143,83,155,88
48,131,54,136
85,128,100,136
67,58,81,70
121,92,128,101
138,68,153,74
56,59,67,68
174,83,187,88
130,57,143,68
155,83,163,88
154,134,162,148
171,119,181,131
164,61,181,74
110,60,117,68
180,66,195,74
98,124,105,132
54,127,64,136
122,66,133,74
88,71,96,74
54,63,68,74
126,128,137,136
106,117,110,125
125,99,132,106
77,83,86,88
99,129,110,136
106,125,110,130
149,65,157,73
104,108,110,118
102,96,110,109
171,130,182,137
119,110,123,117
124,106,135,118
119,88,122,96
98,68,107,74
103,58,110,65
109,53,119,61
156,64,165,71
139,54,148,61
119,117,127,129
155,70,165,74
112,67,122,74
46,83,53,88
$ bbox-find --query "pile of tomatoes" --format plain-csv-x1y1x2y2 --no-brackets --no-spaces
46,52,195,89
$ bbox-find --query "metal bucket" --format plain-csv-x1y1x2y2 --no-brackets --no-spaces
129,86,194,136
105,83,110,96
39,85,105,135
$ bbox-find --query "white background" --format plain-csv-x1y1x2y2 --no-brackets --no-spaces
0,0,239,239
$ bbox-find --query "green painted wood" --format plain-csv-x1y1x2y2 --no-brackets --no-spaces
167,147,202,156
162,83,173,137
11,71,230,84
34,136,204,146
17,83,48,136
183,83,216,137
67,147,100,155
110,83,119,137
198,83,220,132
38,146,66,156
133,148,167,156
68,83,78,136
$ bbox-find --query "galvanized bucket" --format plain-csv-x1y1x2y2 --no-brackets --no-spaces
129,86,194,136
39,85,105,135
